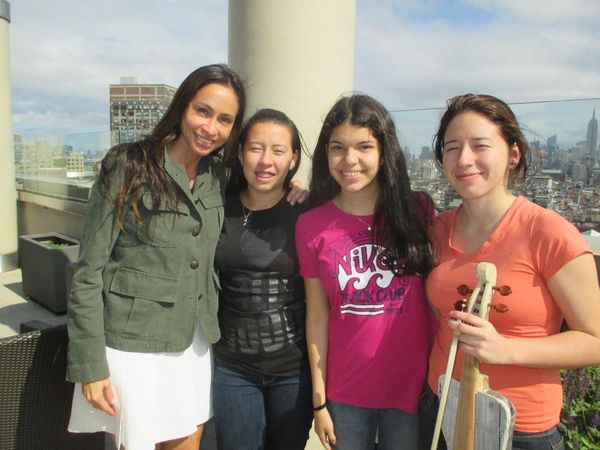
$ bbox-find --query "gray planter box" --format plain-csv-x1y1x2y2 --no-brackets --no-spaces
19,232,80,314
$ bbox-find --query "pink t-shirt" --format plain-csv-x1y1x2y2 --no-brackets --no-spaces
426,196,592,432
296,200,434,413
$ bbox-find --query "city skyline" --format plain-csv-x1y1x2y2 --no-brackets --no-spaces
394,100,600,156
15,99,599,160
9,0,600,153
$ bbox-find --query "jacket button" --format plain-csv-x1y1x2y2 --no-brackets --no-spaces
192,226,201,236
190,260,199,269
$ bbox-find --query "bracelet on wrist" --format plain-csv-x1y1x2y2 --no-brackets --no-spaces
313,402,327,411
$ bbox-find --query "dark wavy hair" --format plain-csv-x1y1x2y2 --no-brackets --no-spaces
226,108,303,195
101,64,246,226
432,93,529,182
308,94,434,275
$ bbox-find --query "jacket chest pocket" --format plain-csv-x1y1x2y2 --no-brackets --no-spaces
198,190,224,240
105,267,180,339
125,193,184,247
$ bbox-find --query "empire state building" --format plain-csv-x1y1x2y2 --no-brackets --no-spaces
586,107,598,164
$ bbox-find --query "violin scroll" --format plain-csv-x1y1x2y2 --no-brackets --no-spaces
457,284,512,297
456,275,512,316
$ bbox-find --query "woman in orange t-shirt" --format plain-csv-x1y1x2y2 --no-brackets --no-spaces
420,94,600,450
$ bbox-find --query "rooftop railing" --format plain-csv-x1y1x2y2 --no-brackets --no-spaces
14,98,600,227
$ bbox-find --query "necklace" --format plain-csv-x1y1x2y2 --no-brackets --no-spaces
240,191,285,227
164,144,197,190
354,215,373,232
242,205,252,227
335,200,375,232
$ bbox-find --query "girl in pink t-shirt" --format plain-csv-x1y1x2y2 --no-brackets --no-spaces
295,94,436,450
422,94,600,450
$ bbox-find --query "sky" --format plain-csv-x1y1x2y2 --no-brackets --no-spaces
8,0,600,154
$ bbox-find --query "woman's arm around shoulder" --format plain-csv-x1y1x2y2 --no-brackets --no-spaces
287,179,309,205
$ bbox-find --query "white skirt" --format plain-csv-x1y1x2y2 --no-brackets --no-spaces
68,324,212,450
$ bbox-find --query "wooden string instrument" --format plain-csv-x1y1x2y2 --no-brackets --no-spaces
431,262,516,450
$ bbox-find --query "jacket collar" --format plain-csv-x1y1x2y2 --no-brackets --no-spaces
163,147,223,214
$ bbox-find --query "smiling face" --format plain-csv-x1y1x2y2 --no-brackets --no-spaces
442,111,520,202
239,121,298,197
174,82,239,160
327,122,381,199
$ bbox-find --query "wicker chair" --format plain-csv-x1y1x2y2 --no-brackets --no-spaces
0,325,108,450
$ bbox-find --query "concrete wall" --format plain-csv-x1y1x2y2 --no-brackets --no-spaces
228,0,356,183
0,0,18,271
17,193,85,242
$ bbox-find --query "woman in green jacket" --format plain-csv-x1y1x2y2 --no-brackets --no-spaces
66,64,245,450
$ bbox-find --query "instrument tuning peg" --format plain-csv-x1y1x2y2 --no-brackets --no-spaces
456,284,472,296
489,303,509,313
493,285,512,296
454,299,468,312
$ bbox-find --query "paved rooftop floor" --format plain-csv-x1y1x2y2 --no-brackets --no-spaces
0,269,66,338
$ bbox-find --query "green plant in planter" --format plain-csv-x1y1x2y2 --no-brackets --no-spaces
35,237,76,249
44,242,72,249
561,365,600,449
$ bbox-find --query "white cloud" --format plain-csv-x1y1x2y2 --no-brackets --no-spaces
13,110,107,137
465,0,600,24
9,0,600,152
353,0,600,150
355,1,599,106
10,0,228,136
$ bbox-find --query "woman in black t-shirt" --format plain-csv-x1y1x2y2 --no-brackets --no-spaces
212,109,312,450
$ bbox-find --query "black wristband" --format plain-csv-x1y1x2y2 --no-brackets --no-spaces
313,402,327,411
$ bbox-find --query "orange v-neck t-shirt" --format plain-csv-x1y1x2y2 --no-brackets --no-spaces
426,196,591,432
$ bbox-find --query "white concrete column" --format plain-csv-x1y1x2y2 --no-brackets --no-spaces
228,0,356,182
0,0,18,272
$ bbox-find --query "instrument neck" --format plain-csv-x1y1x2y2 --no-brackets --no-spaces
454,354,484,450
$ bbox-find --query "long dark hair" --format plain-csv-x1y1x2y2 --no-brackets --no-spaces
308,94,434,275
226,108,303,195
101,64,246,226
433,93,529,182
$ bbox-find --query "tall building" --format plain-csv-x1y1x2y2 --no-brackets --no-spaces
571,161,588,183
419,146,432,160
109,77,176,145
65,152,85,173
421,159,439,180
13,133,22,166
546,134,558,169
585,107,598,164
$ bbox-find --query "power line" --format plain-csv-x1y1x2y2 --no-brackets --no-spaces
389,97,600,113
509,97,600,106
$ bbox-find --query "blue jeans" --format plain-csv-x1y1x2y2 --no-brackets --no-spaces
212,357,312,450
418,384,565,450
327,400,419,450
512,426,565,450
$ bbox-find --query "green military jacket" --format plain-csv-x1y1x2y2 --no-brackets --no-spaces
66,147,225,383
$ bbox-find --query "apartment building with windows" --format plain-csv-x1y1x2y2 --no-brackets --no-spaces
109,77,176,145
